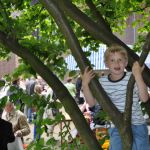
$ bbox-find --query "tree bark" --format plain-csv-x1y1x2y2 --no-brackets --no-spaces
59,0,150,87
0,30,101,150
39,1,150,149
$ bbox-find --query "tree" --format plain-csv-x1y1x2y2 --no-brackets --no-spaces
0,0,150,149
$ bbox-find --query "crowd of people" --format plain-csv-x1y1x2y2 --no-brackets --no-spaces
0,76,53,149
0,73,94,149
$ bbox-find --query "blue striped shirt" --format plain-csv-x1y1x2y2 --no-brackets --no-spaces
99,72,145,125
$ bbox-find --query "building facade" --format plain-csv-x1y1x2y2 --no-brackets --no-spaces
0,54,18,78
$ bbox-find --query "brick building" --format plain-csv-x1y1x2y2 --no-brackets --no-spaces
0,54,18,78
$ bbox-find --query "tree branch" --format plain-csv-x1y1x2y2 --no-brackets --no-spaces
58,0,150,87
125,32,150,122
39,0,126,148
122,32,150,149
0,30,100,150
85,0,112,33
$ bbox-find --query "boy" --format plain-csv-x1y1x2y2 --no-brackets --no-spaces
82,45,150,150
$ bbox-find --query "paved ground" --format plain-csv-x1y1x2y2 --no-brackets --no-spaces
24,108,75,149
24,121,76,150
24,123,61,144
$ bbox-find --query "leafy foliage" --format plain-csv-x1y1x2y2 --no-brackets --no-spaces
0,0,149,149
0,0,149,78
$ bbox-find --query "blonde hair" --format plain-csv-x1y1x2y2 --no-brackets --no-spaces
34,84,42,94
104,44,128,63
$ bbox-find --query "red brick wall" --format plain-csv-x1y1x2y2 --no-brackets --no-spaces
115,15,137,45
0,53,18,78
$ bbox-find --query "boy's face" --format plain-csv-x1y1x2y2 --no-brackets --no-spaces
105,52,128,78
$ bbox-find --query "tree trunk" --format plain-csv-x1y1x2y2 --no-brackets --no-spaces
0,31,102,150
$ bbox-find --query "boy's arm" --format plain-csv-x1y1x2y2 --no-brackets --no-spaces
132,61,149,102
82,67,97,107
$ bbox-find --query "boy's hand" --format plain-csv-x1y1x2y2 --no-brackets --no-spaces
132,61,143,79
82,67,95,87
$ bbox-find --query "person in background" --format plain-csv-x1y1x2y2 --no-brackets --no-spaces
0,117,15,150
24,77,36,123
75,75,85,105
43,86,57,137
75,75,82,98
2,101,30,143
0,79,9,99
9,78,24,112
82,44,150,150
33,84,43,140
64,77,76,98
